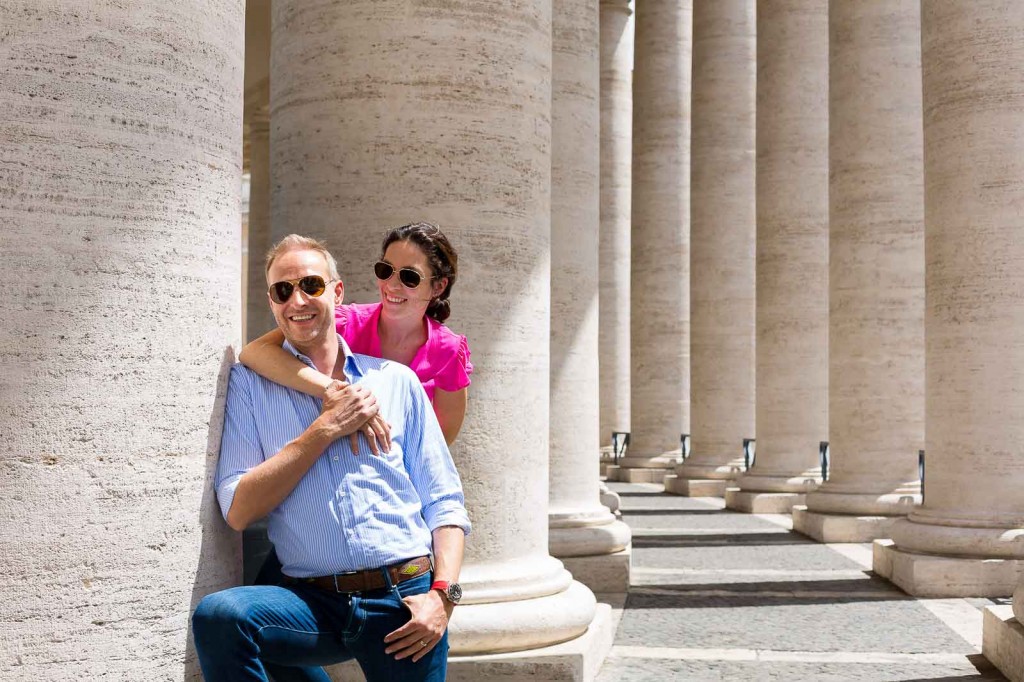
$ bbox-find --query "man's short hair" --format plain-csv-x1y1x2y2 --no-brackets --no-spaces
265,234,341,282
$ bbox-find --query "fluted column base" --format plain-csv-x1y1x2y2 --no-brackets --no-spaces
725,468,820,512
792,483,922,542
549,505,632,593
609,453,679,482
982,603,1024,682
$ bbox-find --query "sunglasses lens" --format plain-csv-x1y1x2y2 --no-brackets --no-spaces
270,281,294,304
374,261,394,281
298,275,327,297
398,269,422,288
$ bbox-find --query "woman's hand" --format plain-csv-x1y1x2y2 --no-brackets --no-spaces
321,380,391,455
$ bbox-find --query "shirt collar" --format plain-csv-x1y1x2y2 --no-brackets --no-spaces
281,333,366,382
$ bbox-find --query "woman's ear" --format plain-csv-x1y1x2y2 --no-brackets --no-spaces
432,276,448,299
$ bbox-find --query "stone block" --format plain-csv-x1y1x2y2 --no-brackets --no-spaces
326,603,616,682
873,539,1024,597
616,467,675,484
983,604,1024,682
601,465,621,481
663,475,728,497
561,547,631,593
724,489,806,514
791,506,899,543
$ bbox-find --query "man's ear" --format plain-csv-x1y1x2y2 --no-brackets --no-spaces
334,279,345,304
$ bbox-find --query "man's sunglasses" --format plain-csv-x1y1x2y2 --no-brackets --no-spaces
268,275,335,304
374,261,431,289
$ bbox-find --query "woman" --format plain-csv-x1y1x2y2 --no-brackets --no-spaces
240,221,472,445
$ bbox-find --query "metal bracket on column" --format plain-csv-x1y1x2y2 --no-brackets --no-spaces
819,441,830,481
612,431,630,464
680,433,691,463
918,449,925,505
743,438,756,470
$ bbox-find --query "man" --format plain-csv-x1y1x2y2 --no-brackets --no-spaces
192,235,470,682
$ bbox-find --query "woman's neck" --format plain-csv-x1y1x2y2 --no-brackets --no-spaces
378,310,427,362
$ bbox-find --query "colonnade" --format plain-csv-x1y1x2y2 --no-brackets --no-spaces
8,0,1024,679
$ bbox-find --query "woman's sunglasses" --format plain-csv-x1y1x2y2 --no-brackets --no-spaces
374,261,431,289
268,275,334,304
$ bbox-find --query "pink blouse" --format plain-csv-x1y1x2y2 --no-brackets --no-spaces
335,302,473,402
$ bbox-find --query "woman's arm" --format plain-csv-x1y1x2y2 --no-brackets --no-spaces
432,387,468,445
238,327,333,397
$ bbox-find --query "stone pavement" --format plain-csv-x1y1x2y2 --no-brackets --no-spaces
595,482,1008,682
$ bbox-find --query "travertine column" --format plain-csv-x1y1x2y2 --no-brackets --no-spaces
551,0,631,594
874,1,1024,598
598,0,633,450
621,0,693,483
725,0,828,514
665,0,755,498
245,112,273,341
271,0,602,665
793,1,924,543
0,2,243,678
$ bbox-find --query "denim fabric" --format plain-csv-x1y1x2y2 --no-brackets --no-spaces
192,572,447,682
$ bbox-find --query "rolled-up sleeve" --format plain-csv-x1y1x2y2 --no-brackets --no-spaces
404,374,471,535
215,366,264,521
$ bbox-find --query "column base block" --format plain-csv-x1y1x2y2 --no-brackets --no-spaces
325,603,616,682
614,467,674,483
873,539,1024,597
663,475,727,498
792,505,900,543
983,605,1024,682
560,546,631,593
601,465,620,481
725,488,806,513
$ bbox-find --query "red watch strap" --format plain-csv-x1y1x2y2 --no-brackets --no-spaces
431,580,450,592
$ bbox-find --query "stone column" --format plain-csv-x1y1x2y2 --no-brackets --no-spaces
664,0,755,498
725,0,828,514
271,1,607,674
550,0,632,594
598,0,633,455
245,111,274,341
620,0,693,484
0,2,243,678
874,0,1024,598
792,1,924,543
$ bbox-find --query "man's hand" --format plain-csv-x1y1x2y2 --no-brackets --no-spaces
383,589,453,662
318,381,391,455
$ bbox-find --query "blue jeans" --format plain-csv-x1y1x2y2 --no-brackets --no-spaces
192,572,447,682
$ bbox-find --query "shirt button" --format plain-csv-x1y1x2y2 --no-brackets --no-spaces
333,455,339,461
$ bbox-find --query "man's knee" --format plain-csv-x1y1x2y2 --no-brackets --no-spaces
192,589,253,640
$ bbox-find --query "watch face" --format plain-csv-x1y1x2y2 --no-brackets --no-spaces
447,582,463,604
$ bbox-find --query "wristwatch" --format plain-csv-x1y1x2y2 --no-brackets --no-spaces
430,580,463,605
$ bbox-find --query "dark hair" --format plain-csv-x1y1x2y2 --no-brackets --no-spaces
381,222,458,323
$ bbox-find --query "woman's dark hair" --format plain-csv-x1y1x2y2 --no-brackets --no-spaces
381,222,458,323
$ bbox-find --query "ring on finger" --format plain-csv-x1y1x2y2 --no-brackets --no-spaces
419,639,427,648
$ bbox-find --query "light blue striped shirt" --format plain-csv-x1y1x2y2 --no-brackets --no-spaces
215,336,471,578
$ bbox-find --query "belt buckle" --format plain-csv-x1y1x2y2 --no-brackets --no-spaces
332,569,361,593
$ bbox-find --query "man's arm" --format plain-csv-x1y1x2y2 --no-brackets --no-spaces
220,375,381,531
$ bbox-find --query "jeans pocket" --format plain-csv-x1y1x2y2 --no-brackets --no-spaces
395,572,432,600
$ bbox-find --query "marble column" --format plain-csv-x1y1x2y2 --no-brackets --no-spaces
874,0,1024,598
598,0,633,455
725,0,828,514
271,1,607,674
792,1,924,543
245,111,274,341
550,0,632,594
665,0,756,498
0,1,243,677
620,0,693,484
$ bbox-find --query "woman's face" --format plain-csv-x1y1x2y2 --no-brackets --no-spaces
376,239,447,322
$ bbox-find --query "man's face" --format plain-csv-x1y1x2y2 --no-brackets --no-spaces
266,249,343,350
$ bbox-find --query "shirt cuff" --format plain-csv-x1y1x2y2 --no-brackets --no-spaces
216,475,243,522
424,503,472,536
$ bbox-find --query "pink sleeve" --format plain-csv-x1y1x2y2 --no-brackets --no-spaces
334,304,349,335
434,335,473,392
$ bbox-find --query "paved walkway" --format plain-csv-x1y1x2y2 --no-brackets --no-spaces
595,482,1008,682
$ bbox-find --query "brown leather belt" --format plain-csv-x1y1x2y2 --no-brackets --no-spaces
286,556,431,593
